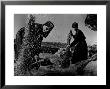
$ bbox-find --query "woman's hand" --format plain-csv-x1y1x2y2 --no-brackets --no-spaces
67,30,72,45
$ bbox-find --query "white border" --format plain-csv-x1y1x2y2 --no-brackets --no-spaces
5,5,106,85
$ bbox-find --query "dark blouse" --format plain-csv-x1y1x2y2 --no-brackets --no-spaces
70,29,86,47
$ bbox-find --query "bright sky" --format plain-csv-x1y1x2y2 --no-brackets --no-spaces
14,14,97,45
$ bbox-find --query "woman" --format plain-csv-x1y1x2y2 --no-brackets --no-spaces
69,22,88,64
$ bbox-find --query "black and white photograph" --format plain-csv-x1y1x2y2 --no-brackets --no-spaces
3,3,107,85
14,14,97,76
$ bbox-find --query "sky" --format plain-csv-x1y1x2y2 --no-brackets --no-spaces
14,14,97,45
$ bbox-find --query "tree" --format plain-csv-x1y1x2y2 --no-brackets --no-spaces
85,14,97,31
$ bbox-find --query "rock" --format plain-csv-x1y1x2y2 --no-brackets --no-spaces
83,61,97,76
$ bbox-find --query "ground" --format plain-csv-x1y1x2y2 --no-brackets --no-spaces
14,43,97,76
14,53,97,76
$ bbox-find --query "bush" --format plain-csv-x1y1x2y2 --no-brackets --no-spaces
88,44,97,58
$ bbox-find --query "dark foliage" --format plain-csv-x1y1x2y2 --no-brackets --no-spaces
14,27,25,59
88,44,97,58
14,15,54,75
85,14,97,31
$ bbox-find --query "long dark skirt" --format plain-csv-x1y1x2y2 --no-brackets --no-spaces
71,40,88,64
